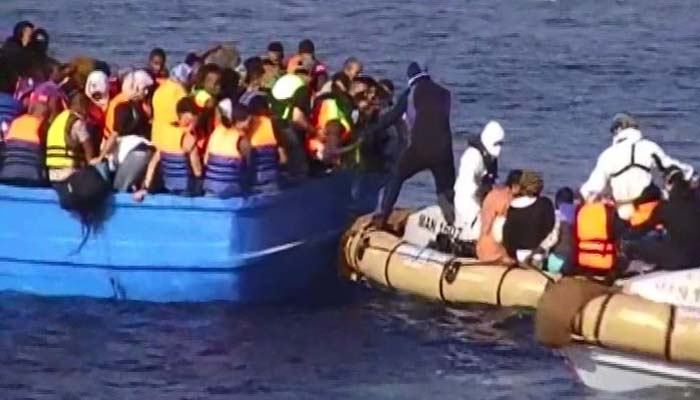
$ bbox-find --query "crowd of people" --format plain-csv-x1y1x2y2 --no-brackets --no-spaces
2,21,700,277
0,21,407,213
446,113,700,281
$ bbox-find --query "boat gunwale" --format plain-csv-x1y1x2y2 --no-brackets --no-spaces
0,171,350,212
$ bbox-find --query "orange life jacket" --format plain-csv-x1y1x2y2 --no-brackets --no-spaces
158,123,195,193
103,92,128,139
573,203,617,274
1,114,45,182
5,114,42,144
629,201,660,227
203,125,245,197
249,115,278,186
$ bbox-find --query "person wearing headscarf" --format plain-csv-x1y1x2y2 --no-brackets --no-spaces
29,58,68,121
580,112,695,220
453,120,505,239
83,70,110,144
373,61,454,229
97,70,155,191
502,170,555,260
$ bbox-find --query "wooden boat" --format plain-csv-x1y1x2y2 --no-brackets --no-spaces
0,171,382,303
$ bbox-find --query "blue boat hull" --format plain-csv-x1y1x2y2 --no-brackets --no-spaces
0,172,383,303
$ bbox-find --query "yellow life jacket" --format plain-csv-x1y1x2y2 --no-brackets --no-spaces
46,110,81,169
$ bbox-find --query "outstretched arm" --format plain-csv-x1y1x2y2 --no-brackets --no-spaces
132,150,161,203
358,90,409,141
650,141,695,180
580,152,609,202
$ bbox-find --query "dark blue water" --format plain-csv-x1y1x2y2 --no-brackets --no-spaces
2,0,700,398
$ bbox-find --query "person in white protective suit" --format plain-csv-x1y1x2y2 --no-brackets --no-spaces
453,120,504,239
580,113,695,220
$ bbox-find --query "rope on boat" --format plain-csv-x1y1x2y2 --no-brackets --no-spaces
383,240,406,290
664,304,677,362
593,293,616,347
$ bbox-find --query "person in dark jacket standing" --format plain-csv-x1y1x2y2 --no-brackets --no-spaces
1,21,34,74
373,62,455,228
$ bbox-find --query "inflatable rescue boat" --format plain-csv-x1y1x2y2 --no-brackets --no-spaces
554,270,700,392
341,210,556,308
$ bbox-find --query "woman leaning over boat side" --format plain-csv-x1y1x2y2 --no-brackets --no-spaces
97,70,156,192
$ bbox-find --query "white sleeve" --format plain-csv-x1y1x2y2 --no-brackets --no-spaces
649,141,695,180
456,148,483,186
580,152,610,201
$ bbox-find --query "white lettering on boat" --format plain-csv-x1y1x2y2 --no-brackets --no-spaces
648,277,700,308
417,213,464,241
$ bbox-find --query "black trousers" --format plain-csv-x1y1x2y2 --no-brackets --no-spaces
379,146,455,224
626,239,700,271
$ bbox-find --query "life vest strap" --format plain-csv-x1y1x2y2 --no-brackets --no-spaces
610,143,652,178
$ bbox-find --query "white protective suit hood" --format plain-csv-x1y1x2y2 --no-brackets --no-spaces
480,120,505,158
612,127,643,146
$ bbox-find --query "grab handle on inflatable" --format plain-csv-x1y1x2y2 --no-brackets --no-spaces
357,236,370,262
443,259,461,284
